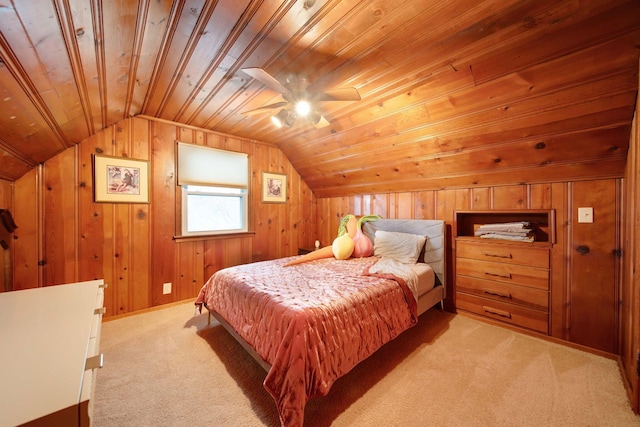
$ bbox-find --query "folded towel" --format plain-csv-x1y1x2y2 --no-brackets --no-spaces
479,233,535,242
474,221,535,242
476,221,531,233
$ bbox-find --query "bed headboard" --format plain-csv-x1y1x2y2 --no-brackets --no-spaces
362,219,446,288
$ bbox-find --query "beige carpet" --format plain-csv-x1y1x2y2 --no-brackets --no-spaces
93,300,640,426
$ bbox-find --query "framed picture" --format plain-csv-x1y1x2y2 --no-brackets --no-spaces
261,172,287,203
93,154,150,203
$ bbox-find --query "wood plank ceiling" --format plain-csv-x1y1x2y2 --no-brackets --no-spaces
0,0,638,198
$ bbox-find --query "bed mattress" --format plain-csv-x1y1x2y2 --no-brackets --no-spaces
411,262,435,297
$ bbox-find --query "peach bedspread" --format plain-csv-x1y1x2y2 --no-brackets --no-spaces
195,256,417,427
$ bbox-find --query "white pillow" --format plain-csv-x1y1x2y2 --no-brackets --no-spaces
373,230,426,264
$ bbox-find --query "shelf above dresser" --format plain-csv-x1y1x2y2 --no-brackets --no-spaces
454,209,556,244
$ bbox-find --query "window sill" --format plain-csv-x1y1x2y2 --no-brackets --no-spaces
173,231,255,243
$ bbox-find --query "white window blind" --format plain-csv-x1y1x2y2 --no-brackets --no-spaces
177,142,249,236
177,142,248,188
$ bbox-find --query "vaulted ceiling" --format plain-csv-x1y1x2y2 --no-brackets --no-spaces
0,0,638,197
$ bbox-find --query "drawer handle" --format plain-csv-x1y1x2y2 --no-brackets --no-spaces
484,271,512,279
483,306,512,319
576,245,590,255
85,354,104,371
484,289,512,299
483,252,512,259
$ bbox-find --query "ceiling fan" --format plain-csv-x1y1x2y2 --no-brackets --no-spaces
240,68,361,129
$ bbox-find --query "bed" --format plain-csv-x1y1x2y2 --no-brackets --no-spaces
195,219,445,426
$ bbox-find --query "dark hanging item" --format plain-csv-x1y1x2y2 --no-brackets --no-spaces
0,209,18,233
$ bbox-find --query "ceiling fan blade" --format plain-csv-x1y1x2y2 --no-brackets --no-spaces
242,101,288,115
241,68,289,94
312,87,361,102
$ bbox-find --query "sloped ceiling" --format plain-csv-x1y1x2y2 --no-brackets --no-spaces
0,0,638,198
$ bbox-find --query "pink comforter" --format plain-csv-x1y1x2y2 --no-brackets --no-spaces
195,256,417,427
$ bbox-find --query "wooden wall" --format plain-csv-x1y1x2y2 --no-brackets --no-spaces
0,179,14,292
621,93,639,411
11,116,316,318
0,180,11,208
317,179,622,354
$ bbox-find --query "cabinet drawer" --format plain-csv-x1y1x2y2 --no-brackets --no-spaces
456,275,548,311
457,240,549,268
81,282,105,414
456,257,549,290
456,292,549,333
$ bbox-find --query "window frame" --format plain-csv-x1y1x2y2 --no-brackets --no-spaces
180,185,248,237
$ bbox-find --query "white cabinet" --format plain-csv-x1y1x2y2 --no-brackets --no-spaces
0,280,106,426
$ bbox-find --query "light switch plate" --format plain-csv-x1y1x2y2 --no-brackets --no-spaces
578,207,593,223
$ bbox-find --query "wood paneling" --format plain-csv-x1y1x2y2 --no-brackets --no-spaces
12,116,316,317
150,120,176,309
0,179,11,209
43,148,78,286
12,169,39,291
621,92,639,412
550,182,568,340
0,178,13,292
568,180,619,353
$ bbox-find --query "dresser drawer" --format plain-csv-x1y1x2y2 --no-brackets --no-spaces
81,281,106,426
457,240,549,268
456,257,549,290
456,275,548,311
456,292,548,333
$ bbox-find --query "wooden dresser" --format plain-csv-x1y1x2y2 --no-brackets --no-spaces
454,210,554,335
456,239,551,333
0,279,106,427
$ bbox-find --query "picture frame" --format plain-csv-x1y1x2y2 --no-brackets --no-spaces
93,154,150,203
261,172,287,203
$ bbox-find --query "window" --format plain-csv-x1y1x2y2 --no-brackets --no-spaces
177,143,249,236
181,185,247,235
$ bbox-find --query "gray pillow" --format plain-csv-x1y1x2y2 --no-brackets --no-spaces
362,218,445,286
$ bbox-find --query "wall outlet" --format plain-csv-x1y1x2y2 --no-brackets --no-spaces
162,282,172,294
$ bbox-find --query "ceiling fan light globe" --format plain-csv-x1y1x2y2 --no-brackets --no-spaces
295,100,311,116
308,111,322,125
271,109,288,128
271,116,282,128
284,111,296,127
